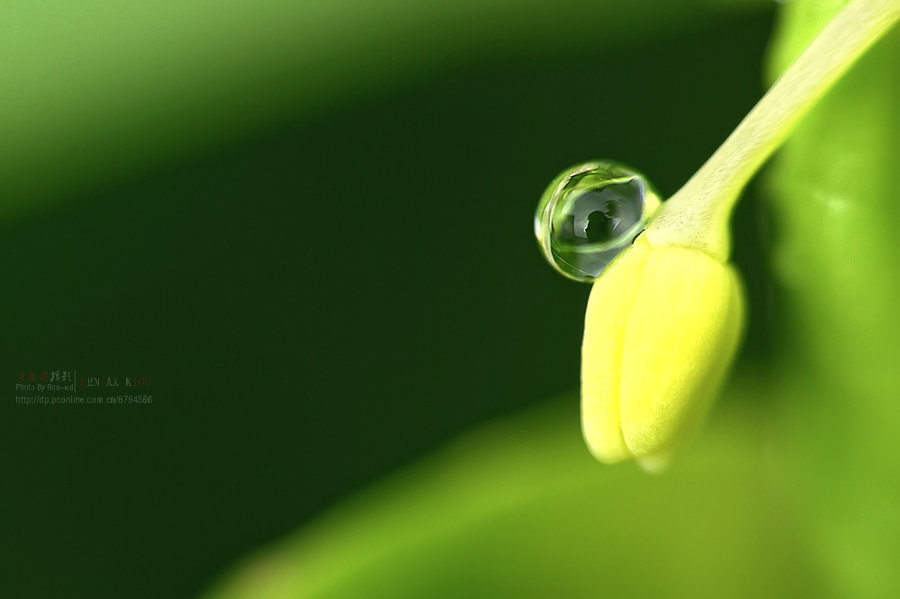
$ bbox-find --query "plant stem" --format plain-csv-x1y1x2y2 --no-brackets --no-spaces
645,0,900,261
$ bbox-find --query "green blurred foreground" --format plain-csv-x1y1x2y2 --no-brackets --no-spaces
203,377,822,599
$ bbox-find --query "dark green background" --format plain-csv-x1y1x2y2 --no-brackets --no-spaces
2,11,774,598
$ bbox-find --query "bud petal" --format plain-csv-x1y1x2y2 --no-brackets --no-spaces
581,235,744,467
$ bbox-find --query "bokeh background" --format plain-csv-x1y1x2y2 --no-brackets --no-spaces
7,1,884,597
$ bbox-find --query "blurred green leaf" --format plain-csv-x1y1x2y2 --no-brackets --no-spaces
0,0,768,217
766,1,900,596
201,379,820,599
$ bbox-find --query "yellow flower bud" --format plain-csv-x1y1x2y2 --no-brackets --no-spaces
581,234,744,469
538,0,900,470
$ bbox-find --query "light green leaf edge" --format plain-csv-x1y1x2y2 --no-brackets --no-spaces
0,0,768,218
766,1,900,596
200,377,820,599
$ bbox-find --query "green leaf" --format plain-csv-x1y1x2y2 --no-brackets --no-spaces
0,0,768,217
201,382,820,599
767,1,900,595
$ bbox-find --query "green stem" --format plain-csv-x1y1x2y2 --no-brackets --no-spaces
645,0,900,260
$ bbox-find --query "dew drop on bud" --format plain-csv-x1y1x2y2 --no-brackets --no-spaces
535,161,661,282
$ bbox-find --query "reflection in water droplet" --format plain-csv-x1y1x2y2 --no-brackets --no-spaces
535,161,660,282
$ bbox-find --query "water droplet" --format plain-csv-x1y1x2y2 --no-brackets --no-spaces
535,161,661,282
